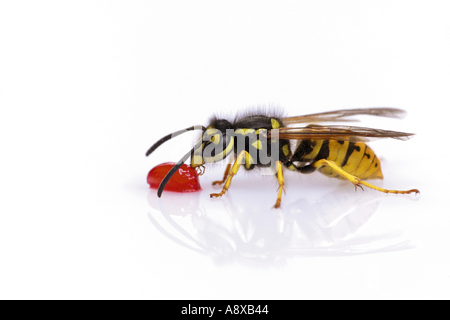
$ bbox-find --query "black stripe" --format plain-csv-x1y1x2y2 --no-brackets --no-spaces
291,140,313,162
299,165,317,174
315,140,330,160
341,143,361,167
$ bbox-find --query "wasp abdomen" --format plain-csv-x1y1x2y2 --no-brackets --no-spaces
291,140,383,180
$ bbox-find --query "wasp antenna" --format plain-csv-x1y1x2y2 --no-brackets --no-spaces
146,125,205,157
157,140,203,197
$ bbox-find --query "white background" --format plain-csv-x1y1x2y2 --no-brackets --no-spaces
1,1,449,300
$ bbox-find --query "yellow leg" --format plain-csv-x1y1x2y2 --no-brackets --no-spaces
312,159,419,195
210,150,247,199
274,161,285,208
212,163,232,185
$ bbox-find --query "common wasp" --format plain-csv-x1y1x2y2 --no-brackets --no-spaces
146,108,419,208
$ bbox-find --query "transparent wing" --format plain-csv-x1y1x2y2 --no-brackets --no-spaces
280,108,407,125
268,124,414,142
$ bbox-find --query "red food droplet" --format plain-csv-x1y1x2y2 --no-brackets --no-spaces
147,162,201,193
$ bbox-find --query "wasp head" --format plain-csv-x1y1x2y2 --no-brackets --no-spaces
191,119,234,168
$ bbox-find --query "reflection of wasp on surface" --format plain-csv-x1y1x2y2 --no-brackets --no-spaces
146,108,419,208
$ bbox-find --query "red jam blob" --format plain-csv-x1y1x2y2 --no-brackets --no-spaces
147,162,201,192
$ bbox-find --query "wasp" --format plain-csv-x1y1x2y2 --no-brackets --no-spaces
146,108,419,208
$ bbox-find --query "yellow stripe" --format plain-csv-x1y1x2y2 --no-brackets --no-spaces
342,142,366,175
203,138,234,163
206,128,218,136
319,140,348,178
271,119,280,129
354,145,375,178
363,155,383,179
301,140,323,161
252,140,263,150
282,144,290,156
191,155,205,167
327,140,342,162
334,141,349,166
245,152,254,169
235,128,255,135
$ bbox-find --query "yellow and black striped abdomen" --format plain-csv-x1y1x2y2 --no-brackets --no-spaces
291,139,383,180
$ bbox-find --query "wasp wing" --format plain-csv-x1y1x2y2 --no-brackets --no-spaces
280,108,406,125
268,125,414,142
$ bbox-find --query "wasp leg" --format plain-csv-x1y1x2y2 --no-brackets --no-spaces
312,159,420,194
212,163,232,186
210,150,248,199
274,161,285,208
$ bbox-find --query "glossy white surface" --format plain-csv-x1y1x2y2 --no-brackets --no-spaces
1,1,449,299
